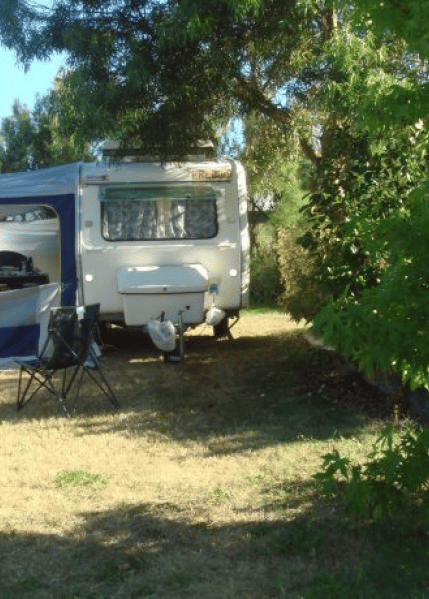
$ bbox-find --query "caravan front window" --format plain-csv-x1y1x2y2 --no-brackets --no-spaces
101,185,218,241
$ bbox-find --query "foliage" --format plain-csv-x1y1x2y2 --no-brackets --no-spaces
32,87,96,166
313,176,429,392
309,2,429,526
304,26,429,387
296,23,426,291
237,18,428,322
249,234,281,306
246,154,316,314
241,114,306,209
0,0,341,161
0,92,95,173
338,0,429,61
0,100,34,172
303,121,429,300
315,424,429,523
275,226,326,322
299,20,429,393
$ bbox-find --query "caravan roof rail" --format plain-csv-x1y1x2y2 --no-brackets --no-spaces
100,141,214,164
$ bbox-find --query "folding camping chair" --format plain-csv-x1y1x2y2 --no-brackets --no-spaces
16,303,119,416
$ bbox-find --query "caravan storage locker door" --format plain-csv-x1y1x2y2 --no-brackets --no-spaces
117,264,208,326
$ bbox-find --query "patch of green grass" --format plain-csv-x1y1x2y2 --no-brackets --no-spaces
303,566,377,599
167,570,202,589
53,469,108,488
246,473,268,485
270,520,324,556
364,525,429,598
15,576,46,592
133,583,157,597
94,562,128,584
244,303,285,315
209,486,232,501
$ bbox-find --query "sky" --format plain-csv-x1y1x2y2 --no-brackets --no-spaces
0,47,65,122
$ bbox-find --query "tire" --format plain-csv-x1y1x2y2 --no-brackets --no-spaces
213,317,230,339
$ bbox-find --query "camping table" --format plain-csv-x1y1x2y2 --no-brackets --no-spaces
0,273,49,290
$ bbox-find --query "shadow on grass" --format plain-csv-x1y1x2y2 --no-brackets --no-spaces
0,324,389,453
0,493,428,599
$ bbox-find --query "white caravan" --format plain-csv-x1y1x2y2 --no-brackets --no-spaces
0,157,250,339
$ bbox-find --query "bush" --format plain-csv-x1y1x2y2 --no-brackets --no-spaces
302,123,429,302
275,227,329,322
315,424,429,524
249,247,282,306
313,183,429,393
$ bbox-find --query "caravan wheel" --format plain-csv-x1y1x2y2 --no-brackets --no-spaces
213,317,230,339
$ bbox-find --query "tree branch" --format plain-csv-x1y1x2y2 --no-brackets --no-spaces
233,76,321,166
299,137,321,166
233,75,292,124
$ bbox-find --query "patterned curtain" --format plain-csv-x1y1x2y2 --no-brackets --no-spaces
101,187,218,241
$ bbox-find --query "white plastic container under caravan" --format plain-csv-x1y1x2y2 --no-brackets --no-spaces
0,158,250,332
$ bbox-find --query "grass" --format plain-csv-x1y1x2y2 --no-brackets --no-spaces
0,309,427,598
53,469,108,488
243,303,286,315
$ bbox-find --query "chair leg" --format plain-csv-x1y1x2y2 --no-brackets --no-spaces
83,354,119,409
17,363,70,416
16,357,118,416
17,364,55,411
62,360,119,413
17,366,30,410
71,366,86,414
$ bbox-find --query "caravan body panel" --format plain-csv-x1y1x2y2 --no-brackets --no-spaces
79,159,249,326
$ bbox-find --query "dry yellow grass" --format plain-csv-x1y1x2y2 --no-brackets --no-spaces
0,311,387,598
